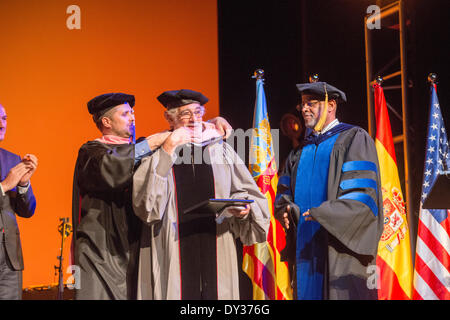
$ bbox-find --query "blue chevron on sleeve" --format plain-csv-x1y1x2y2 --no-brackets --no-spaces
342,160,377,173
338,192,378,216
339,178,378,195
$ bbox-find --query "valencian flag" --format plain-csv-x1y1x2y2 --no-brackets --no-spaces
373,83,413,299
242,73,292,300
413,81,450,300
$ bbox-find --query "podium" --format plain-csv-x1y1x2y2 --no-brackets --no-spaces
423,171,450,209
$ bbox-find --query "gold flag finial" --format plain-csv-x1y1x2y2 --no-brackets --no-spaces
309,74,319,83
376,76,383,85
428,73,437,85
253,69,265,80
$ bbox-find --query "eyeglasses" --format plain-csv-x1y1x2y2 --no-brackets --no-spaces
297,100,321,111
178,107,205,120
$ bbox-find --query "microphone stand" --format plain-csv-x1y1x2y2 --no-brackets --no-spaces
55,218,72,300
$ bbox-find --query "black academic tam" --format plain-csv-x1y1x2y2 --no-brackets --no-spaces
296,82,347,103
87,92,135,116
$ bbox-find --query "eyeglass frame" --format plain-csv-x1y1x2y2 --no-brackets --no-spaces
296,100,321,111
177,106,206,120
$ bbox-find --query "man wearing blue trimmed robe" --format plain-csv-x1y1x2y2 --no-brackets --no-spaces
274,81,384,300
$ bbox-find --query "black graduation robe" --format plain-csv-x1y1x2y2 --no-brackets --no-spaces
172,145,219,299
72,139,150,300
274,124,384,300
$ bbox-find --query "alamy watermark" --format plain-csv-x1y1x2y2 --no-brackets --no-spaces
66,5,81,30
172,128,280,169
366,5,381,30
66,264,80,290
366,264,380,290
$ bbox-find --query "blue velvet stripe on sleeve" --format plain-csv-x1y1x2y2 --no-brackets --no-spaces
277,176,292,195
278,175,291,187
342,160,377,173
275,175,292,203
338,192,378,216
339,178,378,194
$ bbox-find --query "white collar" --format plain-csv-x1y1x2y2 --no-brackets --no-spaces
314,119,340,135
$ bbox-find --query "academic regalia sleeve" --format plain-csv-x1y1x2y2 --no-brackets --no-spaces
222,143,270,246
274,149,301,263
132,147,176,225
274,149,301,226
309,128,384,257
76,142,136,193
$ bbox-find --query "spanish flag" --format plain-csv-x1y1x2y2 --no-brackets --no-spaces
374,83,413,299
242,76,292,300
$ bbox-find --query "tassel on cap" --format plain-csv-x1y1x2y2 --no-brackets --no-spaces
313,83,329,132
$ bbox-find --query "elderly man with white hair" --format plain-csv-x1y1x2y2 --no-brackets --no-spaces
133,89,270,300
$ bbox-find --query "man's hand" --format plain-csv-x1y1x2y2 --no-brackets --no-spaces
18,154,38,187
228,204,250,219
162,127,193,155
282,205,291,229
207,117,232,139
1,162,33,192
302,210,315,222
146,131,171,151
202,121,216,131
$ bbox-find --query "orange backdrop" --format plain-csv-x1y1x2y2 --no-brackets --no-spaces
0,0,218,288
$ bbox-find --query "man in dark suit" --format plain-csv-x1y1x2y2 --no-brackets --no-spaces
0,103,37,300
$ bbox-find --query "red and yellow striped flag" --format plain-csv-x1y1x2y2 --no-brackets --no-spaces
242,76,292,300
374,83,413,299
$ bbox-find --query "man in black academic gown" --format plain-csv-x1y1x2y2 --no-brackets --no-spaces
72,93,232,300
274,81,384,300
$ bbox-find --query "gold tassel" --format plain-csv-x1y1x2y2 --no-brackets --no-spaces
314,83,328,132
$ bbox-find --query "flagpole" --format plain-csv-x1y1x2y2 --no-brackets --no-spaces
398,0,416,260
244,68,293,300
251,69,264,131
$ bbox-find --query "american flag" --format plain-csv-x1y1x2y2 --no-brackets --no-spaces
413,83,450,300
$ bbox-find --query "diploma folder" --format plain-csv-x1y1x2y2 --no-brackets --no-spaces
184,198,254,214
